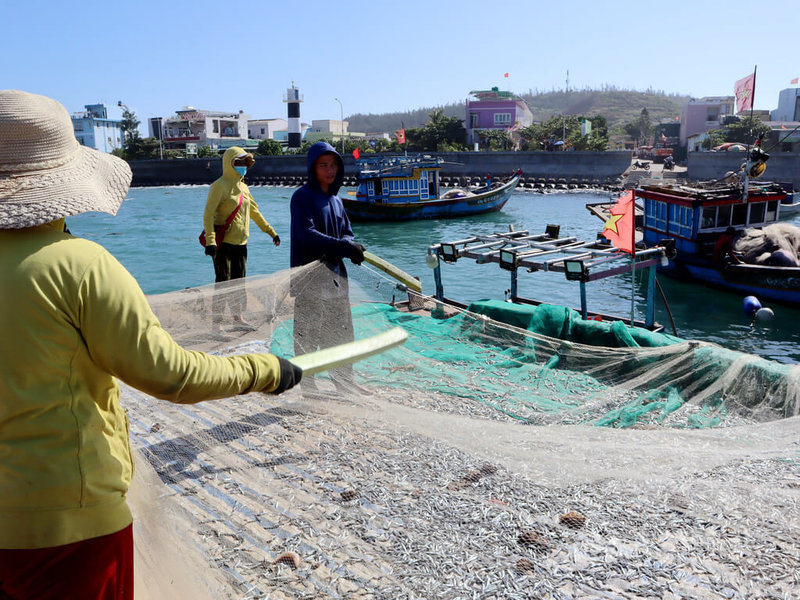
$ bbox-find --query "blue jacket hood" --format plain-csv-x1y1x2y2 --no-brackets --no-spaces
306,142,344,197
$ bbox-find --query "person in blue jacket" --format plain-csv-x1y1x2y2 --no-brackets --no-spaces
290,142,365,394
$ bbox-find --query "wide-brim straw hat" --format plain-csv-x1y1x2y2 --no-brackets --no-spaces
0,90,132,229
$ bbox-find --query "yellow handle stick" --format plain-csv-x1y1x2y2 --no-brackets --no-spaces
362,251,422,293
289,326,408,376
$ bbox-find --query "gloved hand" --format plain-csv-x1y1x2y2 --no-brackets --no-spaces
273,235,281,247
270,357,303,394
349,242,366,265
205,244,217,257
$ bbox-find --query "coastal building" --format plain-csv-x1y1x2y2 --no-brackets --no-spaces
465,88,534,150
147,117,164,141
303,119,365,145
71,103,124,153
161,107,257,153
770,88,800,121
248,118,288,140
679,96,735,146
765,121,800,153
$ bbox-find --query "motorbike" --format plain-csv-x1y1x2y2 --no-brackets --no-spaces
631,160,650,171
663,157,675,171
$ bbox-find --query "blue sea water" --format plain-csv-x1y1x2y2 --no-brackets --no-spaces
67,185,800,364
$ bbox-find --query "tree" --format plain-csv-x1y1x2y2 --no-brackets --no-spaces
622,108,653,147
121,136,161,160
196,145,217,158
401,109,467,151
516,114,608,152
120,108,141,149
720,116,770,145
255,139,283,155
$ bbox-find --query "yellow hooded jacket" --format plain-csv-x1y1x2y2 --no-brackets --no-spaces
0,220,283,549
203,146,276,246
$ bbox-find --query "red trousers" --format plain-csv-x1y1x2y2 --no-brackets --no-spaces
0,524,133,600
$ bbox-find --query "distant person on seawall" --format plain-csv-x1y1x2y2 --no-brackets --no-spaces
0,90,301,599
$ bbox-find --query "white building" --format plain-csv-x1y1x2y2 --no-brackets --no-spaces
309,119,349,135
248,118,288,140
162,107,255,152
770,88,800,122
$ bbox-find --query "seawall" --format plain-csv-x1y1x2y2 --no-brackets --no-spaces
687,152,800,188
128,151,632,188
127,150,800,190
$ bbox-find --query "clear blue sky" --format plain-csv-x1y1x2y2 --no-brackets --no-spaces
4,0,798,131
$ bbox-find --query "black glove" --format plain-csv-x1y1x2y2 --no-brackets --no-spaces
204,244,217,257
270,357,303,394
273,235,281,247
349,242,366,265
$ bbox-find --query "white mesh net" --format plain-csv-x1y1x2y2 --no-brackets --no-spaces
126,262,800,599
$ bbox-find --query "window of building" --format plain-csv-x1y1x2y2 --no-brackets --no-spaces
213,120,219,133
470,113,478,128
493,113,511,126
261,128,265,134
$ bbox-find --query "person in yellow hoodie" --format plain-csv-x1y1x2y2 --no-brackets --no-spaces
203,146,280,331
0,90,302,599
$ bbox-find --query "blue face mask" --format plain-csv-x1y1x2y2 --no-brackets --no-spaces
234,166,247,177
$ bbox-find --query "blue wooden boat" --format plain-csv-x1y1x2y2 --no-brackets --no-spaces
635,180,800,306
343,154,519,221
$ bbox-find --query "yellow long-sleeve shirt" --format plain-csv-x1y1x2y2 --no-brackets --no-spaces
0,220,282,549
203,146,276,246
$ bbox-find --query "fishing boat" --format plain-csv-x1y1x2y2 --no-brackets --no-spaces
778,188,800,218
343,154,520,221
634,178,800,305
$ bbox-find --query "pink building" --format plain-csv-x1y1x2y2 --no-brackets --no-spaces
679,96,735,146
466,88,533,149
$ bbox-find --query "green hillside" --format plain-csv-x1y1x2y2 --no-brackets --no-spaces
346,89,690,134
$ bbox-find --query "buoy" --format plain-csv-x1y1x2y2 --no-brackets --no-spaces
755,307,775,322
743,295,761,317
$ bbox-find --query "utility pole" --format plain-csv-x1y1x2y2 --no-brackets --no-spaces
334,97,344,154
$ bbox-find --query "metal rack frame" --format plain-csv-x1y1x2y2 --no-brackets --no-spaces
427,227,666,328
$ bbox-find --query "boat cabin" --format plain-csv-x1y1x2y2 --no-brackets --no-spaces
356,154,442,204
636,183,787,259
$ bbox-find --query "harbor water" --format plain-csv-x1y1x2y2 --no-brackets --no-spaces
68,184,800,364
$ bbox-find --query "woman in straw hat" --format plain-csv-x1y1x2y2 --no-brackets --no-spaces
0,90,302,599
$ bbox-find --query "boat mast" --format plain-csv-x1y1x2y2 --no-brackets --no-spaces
742,65,757,204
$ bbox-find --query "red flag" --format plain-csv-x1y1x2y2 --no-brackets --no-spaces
734,72,755,113
504,72,509,78
791,77,799,85
396,128,406,144
602,190,635,254
352,148,360,160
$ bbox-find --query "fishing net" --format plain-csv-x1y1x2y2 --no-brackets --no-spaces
125,261,800,599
